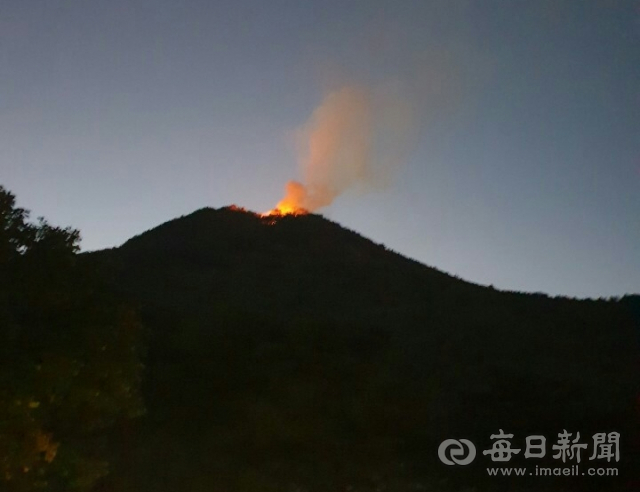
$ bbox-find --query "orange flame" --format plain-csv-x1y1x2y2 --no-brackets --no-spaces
261,181,309,216
264,86,381,216
261,204,308,217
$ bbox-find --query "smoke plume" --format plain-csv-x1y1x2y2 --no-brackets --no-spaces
273,84,412,213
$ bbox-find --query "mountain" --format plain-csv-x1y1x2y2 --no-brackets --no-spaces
86,206,640,492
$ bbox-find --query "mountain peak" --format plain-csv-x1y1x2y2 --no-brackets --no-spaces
103,205,459,319
87,205,639,492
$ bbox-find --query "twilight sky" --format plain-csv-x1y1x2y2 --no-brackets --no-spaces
2,0,638,298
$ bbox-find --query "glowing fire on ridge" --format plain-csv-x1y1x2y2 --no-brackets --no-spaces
261,181,309,216
260,200,308,217
261,207,307,217
262,84,411,218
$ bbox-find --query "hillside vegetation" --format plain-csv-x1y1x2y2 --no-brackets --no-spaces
85,206,639,492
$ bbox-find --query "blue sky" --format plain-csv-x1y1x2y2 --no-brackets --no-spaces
2,0,638,297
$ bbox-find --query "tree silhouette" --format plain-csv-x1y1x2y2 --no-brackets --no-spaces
0,185,145,491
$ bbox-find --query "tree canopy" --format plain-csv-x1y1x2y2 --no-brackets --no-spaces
0,185,145,491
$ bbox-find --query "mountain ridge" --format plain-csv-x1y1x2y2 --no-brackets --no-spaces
115,205,639,300
85,205,639,492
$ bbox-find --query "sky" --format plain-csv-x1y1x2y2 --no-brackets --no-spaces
1,0,638,298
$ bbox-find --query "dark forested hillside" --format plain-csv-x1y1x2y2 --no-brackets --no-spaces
86,206,639,492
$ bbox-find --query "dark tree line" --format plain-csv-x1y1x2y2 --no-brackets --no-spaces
0,186,145,491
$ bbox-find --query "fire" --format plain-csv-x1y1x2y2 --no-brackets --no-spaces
261,181,309,216
260,201,308,217
263,86,377,217
263,84,410,217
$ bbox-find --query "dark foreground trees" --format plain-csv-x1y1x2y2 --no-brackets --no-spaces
0,186,144,491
